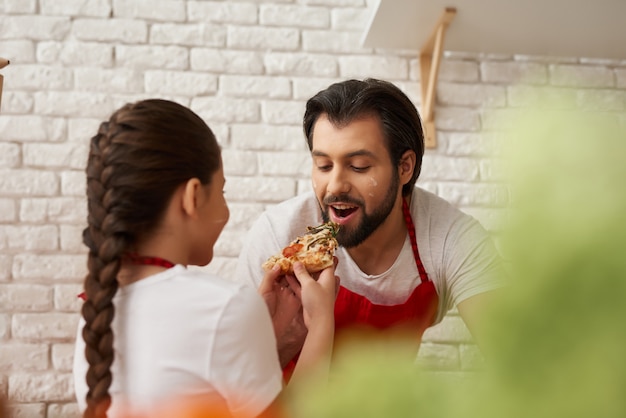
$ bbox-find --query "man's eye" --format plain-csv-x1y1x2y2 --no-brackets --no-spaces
316,165,332,172
352,166,370,172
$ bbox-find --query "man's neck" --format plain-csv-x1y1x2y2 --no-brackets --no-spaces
346,197,408,276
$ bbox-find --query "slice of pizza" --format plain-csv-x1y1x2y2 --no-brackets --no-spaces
262,221,340,274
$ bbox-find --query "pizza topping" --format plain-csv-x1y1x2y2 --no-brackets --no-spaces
305,221,339,237
306,236,327,250
282,243,303,258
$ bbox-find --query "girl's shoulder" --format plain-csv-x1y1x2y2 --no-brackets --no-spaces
122,266,258,308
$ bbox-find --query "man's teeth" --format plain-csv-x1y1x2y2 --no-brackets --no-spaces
332,204,355,210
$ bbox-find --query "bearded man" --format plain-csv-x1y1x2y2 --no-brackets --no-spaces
235,78,506,371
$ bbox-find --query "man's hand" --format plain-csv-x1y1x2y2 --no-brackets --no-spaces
276,312,308,368
258,265,303,347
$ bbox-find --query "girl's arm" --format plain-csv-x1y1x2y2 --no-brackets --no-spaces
284,262,337,385
257,261,338,418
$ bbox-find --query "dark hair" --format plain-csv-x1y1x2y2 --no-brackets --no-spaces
303,78,425,197
80,99,221,418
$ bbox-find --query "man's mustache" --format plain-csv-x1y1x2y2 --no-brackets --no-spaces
323,194,363,207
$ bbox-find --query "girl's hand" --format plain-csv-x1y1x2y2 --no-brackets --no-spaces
285,260,339,330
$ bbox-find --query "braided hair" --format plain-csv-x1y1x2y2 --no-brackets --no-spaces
80,99,221,418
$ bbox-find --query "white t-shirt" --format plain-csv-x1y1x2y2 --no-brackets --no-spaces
73,265,282,418
235,187,506,324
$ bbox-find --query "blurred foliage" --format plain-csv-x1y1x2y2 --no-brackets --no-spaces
286,93,626,418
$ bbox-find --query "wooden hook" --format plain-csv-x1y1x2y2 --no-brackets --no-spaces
419,8,456,148
0,57,10,112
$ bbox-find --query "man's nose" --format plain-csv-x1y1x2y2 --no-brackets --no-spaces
326,168,350,195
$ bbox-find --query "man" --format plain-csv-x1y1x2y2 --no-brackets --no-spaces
236,78,506,368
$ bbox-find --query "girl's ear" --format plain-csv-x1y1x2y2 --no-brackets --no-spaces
181,178,202,217
399,150,416,185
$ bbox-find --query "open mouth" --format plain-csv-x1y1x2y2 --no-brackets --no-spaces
331,204,358,220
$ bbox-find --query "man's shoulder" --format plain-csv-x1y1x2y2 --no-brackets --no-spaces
412,186,475,225
413,186,457,211
245,191,323,246
269,190,317,208
261,191,322,224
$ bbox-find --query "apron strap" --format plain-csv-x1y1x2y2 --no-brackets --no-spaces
402,197,429,283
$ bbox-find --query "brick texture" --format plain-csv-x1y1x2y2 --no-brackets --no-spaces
1,1,624,416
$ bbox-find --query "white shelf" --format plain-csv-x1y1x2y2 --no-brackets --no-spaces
362,0,626,60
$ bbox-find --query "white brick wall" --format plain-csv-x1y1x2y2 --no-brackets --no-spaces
1,0,624,416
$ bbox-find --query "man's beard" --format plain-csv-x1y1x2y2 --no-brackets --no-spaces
321,171,400,248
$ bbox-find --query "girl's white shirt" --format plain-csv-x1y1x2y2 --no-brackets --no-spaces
73,265,282,418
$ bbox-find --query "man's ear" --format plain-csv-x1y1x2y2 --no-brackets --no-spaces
399,150,416,185
181,178,202,217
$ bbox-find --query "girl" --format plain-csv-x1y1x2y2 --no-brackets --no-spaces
73,99,337,418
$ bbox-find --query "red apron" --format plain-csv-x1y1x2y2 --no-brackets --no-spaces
284,198,439,378
334,197,439,340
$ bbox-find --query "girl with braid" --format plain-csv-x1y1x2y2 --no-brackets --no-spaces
73,99,338,418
